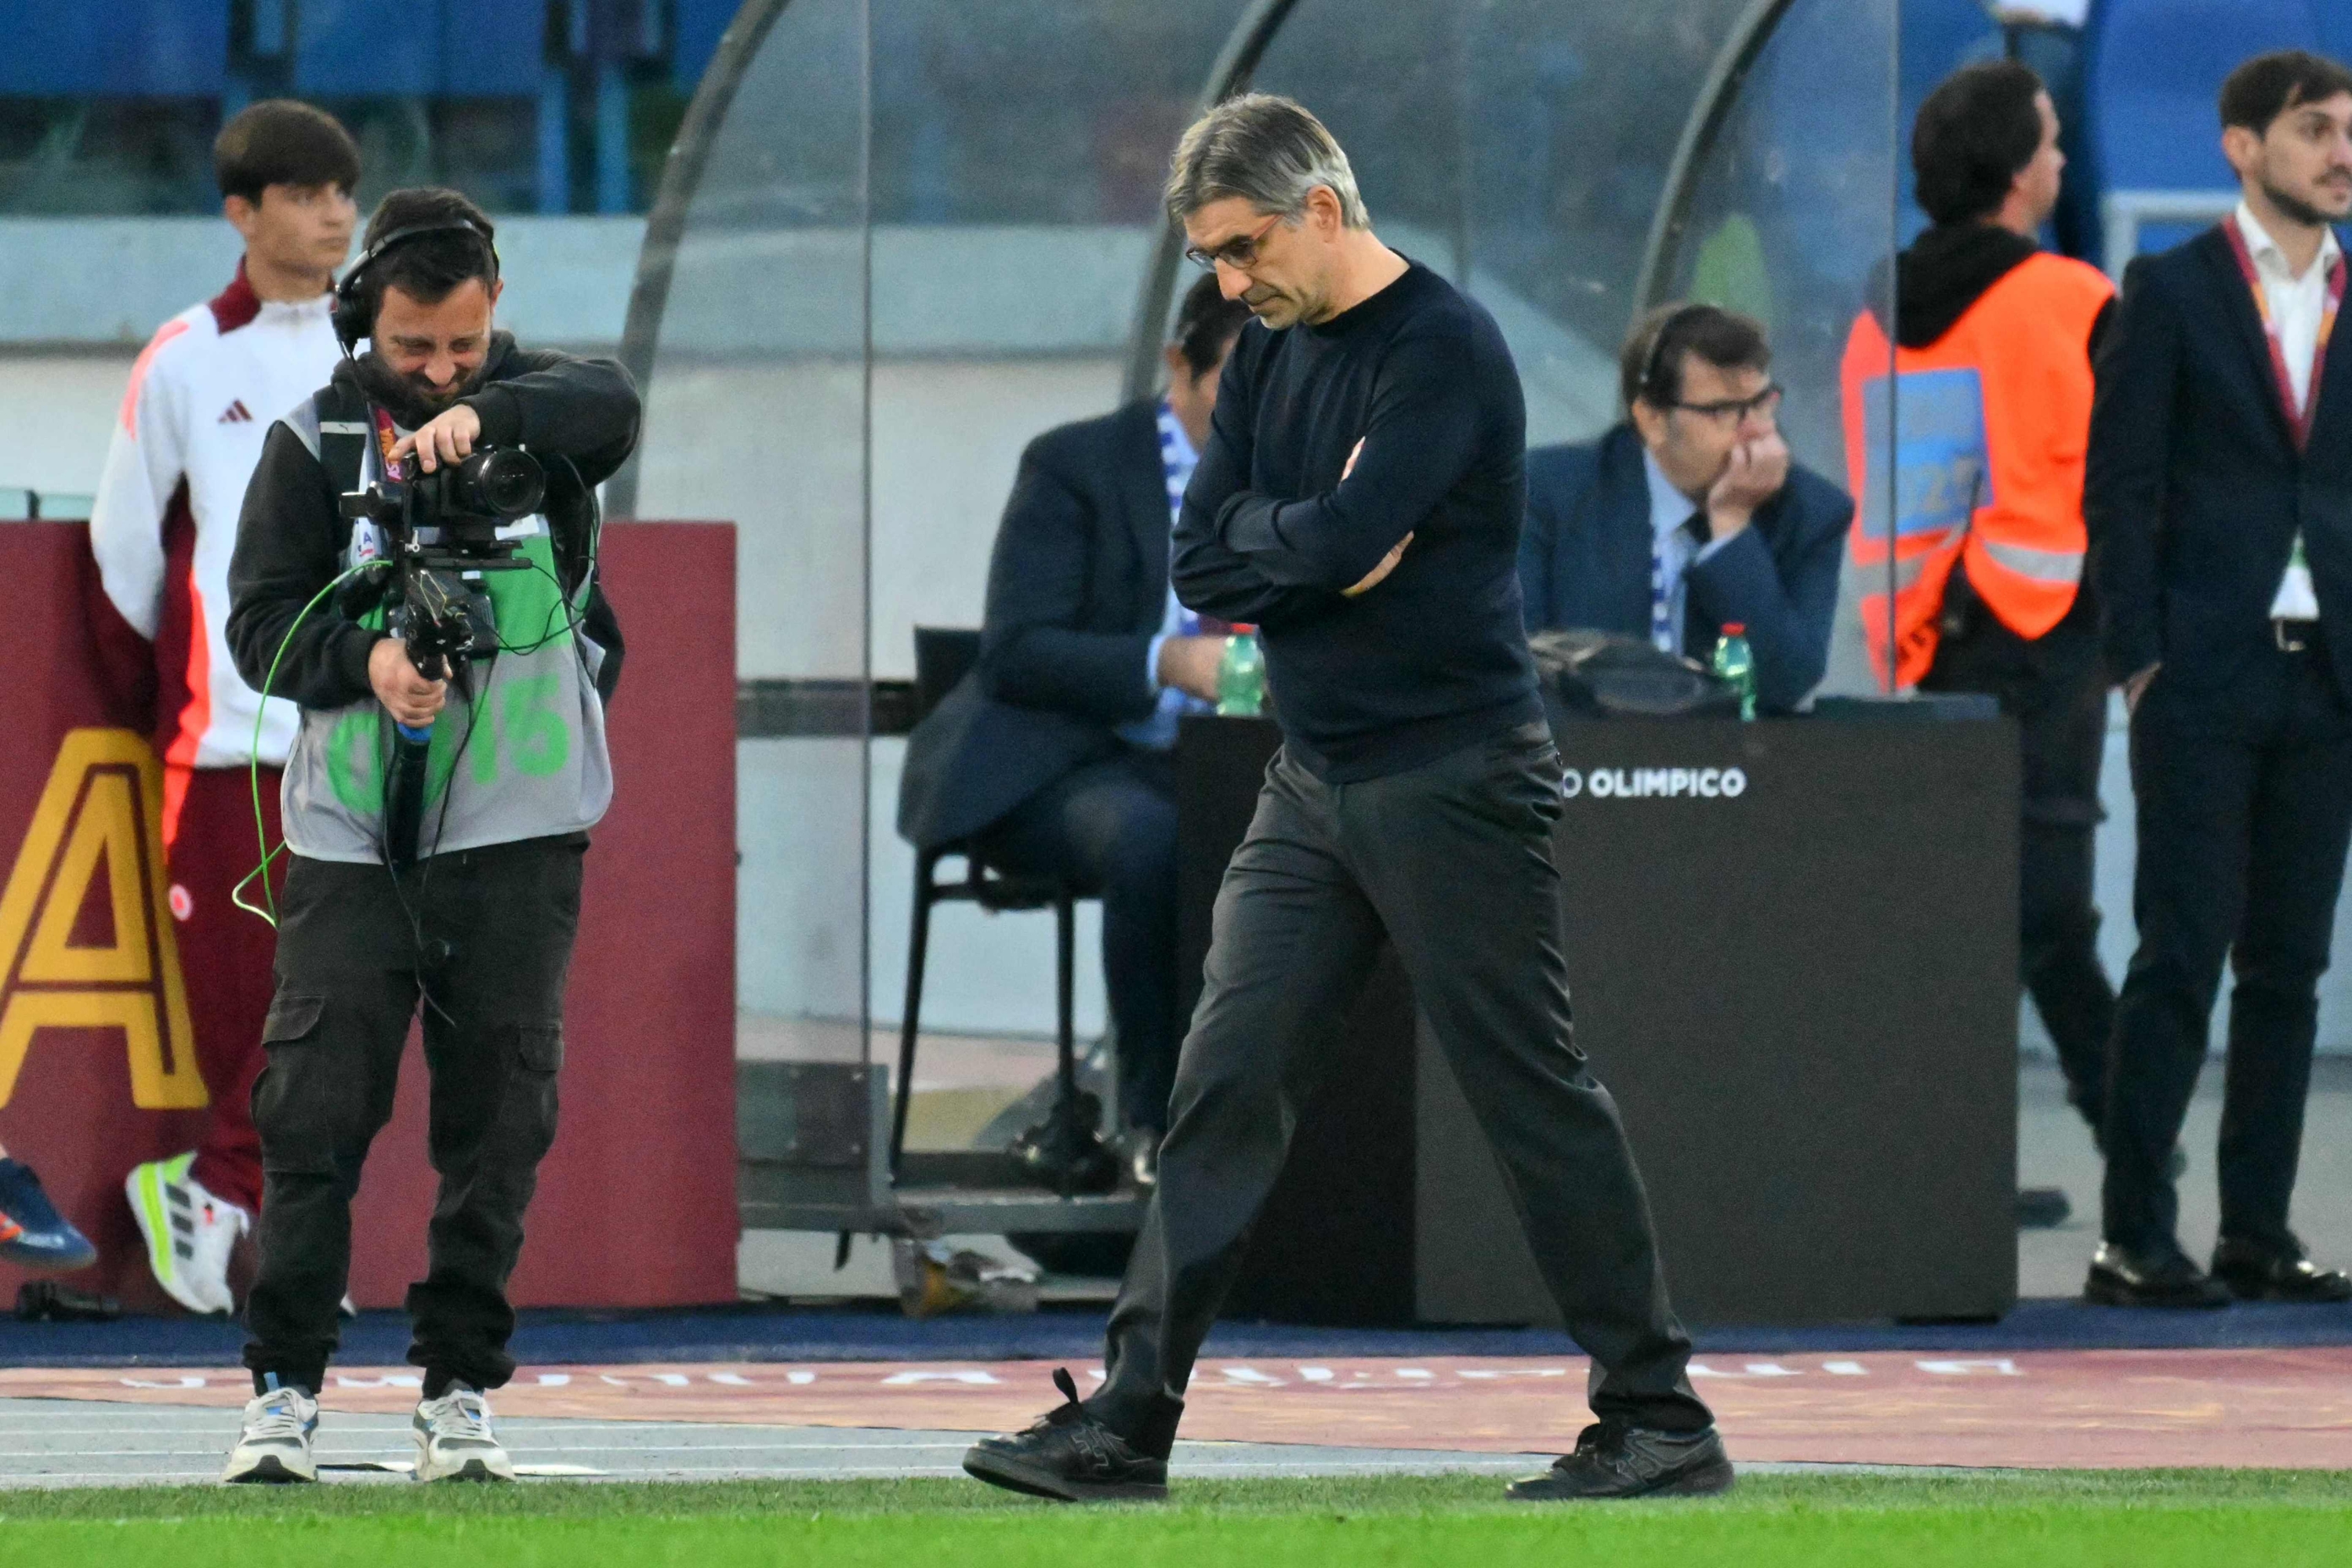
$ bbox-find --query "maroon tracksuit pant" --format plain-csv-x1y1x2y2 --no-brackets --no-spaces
166,764,282,1215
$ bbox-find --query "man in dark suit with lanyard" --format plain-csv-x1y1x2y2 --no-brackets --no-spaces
2088,49,2352,1308
898,276,1250,1172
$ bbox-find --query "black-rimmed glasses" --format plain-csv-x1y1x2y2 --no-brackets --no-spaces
1672,384,1782,425
1183,212,1283,271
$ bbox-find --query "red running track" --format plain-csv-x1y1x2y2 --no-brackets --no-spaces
8,1348,2351,1469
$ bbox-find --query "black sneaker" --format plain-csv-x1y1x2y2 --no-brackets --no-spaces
962,1368,1169,1502
1506,1421,1734,1501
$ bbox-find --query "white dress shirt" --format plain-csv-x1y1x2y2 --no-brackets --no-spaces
1641,449,1736,655
1120,403,1215,749
2236,201,2343,620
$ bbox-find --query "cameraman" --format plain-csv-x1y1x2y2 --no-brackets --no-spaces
217,188,638,1483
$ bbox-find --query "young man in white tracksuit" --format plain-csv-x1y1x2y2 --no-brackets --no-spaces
89,100,359,1315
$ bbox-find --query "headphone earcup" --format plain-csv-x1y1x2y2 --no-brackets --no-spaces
331,274,364,350
329,218,493,351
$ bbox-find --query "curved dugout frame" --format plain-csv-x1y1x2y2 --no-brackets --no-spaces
1117,0,1816,403
608,0,797,519
1627,0,1802,316
613,0,1838,557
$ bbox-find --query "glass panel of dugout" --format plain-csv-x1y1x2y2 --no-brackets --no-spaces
622,0,1906,1252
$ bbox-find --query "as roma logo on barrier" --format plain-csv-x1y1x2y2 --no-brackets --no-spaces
0,729,206,1109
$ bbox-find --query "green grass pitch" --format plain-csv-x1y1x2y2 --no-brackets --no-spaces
3,1471,2348,1566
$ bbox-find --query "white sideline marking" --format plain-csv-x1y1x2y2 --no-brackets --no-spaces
1917,1359,2021,1377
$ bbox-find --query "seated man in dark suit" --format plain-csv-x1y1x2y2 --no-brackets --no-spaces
1519,304,1850,712
898,276,1251,1178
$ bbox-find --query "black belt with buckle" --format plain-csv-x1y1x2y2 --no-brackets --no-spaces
2276,618,2318,652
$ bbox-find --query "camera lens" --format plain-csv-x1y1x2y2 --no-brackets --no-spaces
456,449,546,520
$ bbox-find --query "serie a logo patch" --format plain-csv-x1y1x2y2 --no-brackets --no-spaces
0,730,207,1109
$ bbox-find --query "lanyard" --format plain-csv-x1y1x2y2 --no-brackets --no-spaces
1650,543,1673,653
371,405,407,481
1159,401,1216,639
2223,218,2346,450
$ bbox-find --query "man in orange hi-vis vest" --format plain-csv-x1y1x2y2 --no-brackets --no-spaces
1839,61,2117,1227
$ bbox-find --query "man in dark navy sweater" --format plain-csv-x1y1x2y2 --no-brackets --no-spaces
962,94,1726,1505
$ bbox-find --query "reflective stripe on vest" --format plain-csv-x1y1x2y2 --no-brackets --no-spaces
1978,537,2085,584
1839,251,2113,688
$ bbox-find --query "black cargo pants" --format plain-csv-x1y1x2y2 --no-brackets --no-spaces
242,833,585,1397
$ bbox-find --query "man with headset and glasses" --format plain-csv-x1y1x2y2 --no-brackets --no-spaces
1518,303,1850,716
216,187,637,1483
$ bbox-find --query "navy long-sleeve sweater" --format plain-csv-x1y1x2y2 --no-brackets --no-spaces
1171,259,1541,781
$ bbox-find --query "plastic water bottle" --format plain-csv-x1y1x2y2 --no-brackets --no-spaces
1217,627,1265,717
1712,622,1756,721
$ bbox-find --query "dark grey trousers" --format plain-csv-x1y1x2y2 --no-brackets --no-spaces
242,834,583,1397
1088,723,1709,1453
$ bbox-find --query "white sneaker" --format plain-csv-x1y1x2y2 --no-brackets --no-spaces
413,1385,516,1482
222,1386,318,1483
125,1152,248,1315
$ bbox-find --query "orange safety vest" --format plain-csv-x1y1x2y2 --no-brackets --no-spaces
1838,252,2114,688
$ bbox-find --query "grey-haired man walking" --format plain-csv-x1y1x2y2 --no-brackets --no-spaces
962,94,1727,1504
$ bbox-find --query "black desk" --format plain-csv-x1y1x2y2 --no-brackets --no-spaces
1179,710,2020,1327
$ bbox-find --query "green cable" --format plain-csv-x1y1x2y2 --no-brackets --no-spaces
233,561,383,927
233,470,602,923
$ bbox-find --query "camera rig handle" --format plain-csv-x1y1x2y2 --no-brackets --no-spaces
339,437,545,688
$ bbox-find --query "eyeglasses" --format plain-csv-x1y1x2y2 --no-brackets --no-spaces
1184,212,1284,271
1671,384,1782,425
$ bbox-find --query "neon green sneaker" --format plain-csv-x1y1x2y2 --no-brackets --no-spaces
126,1152,248,1314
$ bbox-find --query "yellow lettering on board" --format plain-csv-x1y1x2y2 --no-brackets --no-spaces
0,729,205,1109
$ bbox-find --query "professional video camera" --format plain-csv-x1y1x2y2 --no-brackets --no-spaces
339,441,546,864
339,445,546,681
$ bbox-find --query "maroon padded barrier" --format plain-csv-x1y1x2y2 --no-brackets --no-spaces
0,521,737,1313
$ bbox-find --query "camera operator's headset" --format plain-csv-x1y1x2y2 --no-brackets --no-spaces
319,216,506,524
331,216,501,354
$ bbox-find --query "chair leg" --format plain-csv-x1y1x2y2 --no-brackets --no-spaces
892,849,941,1181
1054,890,1077,1199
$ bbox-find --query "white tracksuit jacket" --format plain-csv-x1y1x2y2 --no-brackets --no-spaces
89,263,342,782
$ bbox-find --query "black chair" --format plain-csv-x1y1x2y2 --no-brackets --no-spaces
891,627,1102,1194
